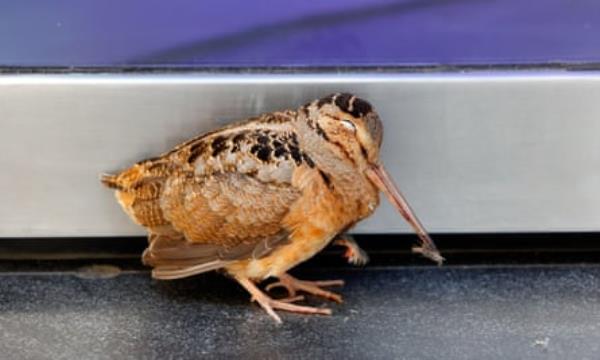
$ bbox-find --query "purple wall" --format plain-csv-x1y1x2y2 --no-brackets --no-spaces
1,0,599,67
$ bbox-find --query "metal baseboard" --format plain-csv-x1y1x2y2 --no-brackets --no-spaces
1,71,600,236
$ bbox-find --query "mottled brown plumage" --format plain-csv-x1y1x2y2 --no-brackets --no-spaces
101,93,442,323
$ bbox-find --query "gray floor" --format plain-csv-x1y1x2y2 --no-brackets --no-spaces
1,264,600,359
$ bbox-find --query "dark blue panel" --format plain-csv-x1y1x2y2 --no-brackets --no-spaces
1,0,600,67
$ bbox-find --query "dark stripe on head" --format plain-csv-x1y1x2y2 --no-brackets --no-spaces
319,93,373,118
350,98,373,117
317,94,336,107
334,93,353,113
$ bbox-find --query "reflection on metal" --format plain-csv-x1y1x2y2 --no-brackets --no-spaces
1,72,600,236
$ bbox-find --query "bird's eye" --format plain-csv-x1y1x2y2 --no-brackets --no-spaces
340,119,356,132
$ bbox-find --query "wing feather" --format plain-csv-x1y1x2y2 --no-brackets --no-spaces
135,124,314,279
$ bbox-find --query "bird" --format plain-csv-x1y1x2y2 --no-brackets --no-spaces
101,93,443,323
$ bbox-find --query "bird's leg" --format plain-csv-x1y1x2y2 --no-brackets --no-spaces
266,273,344,303
235,276,331,324
334,235,369,266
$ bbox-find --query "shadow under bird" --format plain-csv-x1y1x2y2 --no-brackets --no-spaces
101,93,443,323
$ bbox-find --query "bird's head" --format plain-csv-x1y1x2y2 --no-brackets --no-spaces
306,93,383,169
303,93,444,265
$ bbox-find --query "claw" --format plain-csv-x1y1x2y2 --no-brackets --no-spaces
334,236,370,266
237,277,331,323
265,280,296,298
278,295,305,303
269,273,344,303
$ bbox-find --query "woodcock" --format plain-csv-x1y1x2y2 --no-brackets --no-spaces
101,93,443,323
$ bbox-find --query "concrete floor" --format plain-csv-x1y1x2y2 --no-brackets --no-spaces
1,263,600,359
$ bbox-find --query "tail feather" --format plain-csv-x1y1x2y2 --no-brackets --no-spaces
152,261,228,280
100,173,124,190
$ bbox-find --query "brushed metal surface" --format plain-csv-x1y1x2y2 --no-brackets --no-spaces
1,72,600,237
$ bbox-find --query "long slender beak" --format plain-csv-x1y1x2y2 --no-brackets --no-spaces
365,164,444,265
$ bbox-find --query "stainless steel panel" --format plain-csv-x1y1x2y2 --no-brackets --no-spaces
1,72,600,236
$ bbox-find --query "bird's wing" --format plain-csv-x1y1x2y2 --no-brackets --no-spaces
137,118,318,279
145,172,301,279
